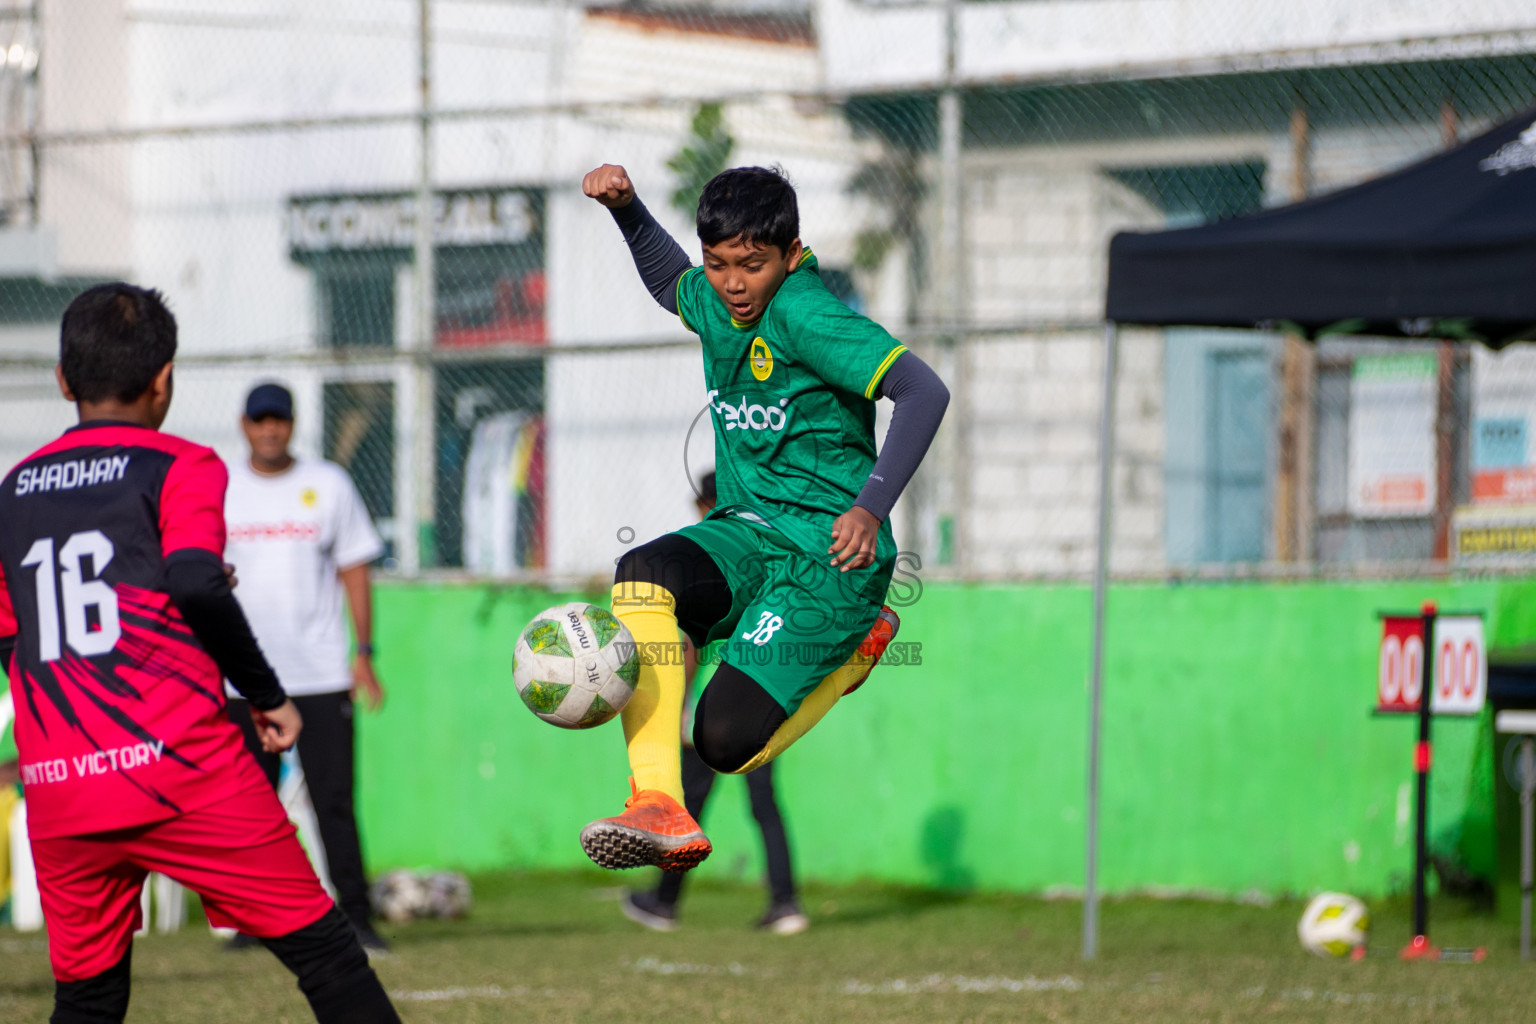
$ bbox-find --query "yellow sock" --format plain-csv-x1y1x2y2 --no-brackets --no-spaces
731,646,875,775
612,581,686,804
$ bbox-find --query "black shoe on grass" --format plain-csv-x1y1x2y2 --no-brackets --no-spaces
353,922,392,955
620,889,678,932
757,900,809,935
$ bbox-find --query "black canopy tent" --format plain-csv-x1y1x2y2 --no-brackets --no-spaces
1079,104,1536,960
1106,103,1536,345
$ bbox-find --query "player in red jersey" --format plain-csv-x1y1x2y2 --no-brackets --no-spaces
0,284,400,1024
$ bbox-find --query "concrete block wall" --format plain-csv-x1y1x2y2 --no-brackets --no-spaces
958,328,1164,576
952,159,1165,576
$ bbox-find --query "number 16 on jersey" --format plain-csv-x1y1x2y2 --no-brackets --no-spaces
19,529,122,662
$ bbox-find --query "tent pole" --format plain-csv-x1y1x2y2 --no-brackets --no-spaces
1084,320,1119,961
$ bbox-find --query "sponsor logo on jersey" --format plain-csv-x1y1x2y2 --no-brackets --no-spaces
750,337,773,381
14,454,130,496
228,519,321,542
707,389,789,432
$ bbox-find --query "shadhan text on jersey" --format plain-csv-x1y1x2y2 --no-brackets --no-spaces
13,455,130,496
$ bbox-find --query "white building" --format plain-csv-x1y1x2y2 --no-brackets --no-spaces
815,0,1536,574
0,0,879,580
2,0,1533,578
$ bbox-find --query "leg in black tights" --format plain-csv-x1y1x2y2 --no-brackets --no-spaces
51,947,132,1024
745,762,797,905
262,906,401,1024
292,693,372,930
614,534,734,649
50,904,405,1024
655,744,798,909
691,663,788,774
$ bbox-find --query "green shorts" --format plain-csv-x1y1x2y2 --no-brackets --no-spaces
675,508,895,715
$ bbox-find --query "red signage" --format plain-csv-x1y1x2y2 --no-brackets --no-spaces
1377,614,1486,716
1473,466,1536,504
1378,616,1425,713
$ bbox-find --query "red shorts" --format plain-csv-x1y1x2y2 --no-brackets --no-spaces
30,782,335,982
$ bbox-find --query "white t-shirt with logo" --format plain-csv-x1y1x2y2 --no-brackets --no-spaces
224,457,384,697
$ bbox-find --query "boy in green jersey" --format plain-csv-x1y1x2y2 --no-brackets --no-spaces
578,164,949,872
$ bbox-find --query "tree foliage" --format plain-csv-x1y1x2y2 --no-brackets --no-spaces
668,102,735,217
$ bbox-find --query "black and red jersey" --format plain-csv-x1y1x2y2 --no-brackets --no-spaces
0,422,266,838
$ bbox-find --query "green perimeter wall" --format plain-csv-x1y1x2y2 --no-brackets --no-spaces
357,578,1536,898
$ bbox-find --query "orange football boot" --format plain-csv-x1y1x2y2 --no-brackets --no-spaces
843,605,901,696
580,780,712,871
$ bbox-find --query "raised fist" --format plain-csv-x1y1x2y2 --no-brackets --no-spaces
582,164,635,209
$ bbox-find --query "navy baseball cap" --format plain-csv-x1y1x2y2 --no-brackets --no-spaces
244,383,294,420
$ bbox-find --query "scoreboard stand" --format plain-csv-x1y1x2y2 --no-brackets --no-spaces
1375,601,1489,962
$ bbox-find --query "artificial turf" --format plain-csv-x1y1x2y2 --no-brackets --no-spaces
1,871,1529,1022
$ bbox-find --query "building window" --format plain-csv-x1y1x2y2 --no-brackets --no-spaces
1124,161,1272,564
1165,331,1276,564
1207,349,1272,561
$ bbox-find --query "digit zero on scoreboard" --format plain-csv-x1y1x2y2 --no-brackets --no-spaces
1376,613,1486,716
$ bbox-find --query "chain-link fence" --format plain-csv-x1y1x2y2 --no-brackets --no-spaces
2,1,1536,582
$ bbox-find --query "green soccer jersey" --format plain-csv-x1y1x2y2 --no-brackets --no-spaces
675,250,907,566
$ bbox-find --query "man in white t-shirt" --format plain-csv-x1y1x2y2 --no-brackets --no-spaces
223,382,388,952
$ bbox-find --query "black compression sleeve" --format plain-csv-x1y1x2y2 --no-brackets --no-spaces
855,351,950,522
610,196,694,314
163,549,287,710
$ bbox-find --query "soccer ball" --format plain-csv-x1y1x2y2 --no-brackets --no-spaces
1297,892,1370,957
512,602,639,729
422,872,473,919
370,869,427,924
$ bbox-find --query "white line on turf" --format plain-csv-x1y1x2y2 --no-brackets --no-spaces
625,957,749,976
587,886,628,901
836,977,1458,1004
388,985,560,1002
1241,986,1455,1007
0,939,48,954
840,974,1084,995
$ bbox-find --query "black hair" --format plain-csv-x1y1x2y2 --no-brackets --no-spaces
695,166,799,253
697,471,717,503
60,283,178,404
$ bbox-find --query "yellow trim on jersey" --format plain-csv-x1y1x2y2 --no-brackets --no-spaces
863,344,909,399
730,249,814,327
676,271,693,332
